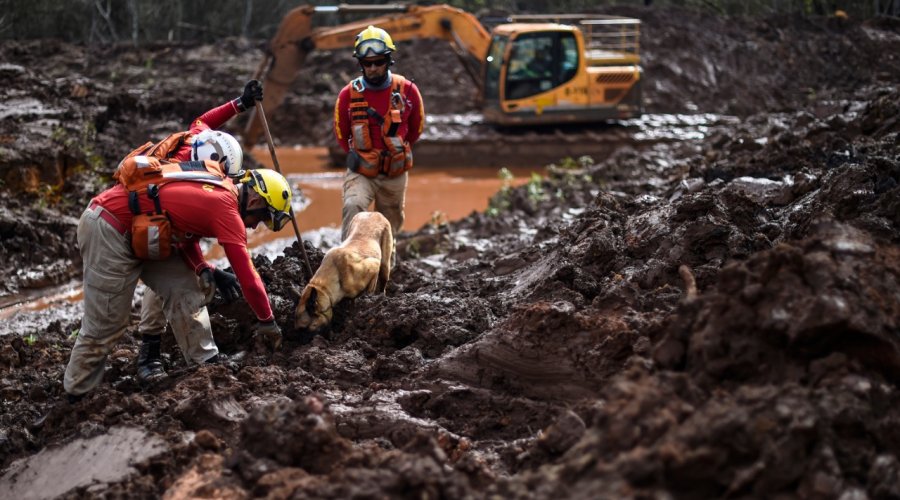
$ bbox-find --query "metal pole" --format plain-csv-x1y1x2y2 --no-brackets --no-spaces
254,100,314,279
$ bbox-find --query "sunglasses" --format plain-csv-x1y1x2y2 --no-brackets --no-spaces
360,58,389,68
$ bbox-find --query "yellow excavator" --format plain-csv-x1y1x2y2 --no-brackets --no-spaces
243,3,642,148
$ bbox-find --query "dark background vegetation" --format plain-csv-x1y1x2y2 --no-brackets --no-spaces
1,0,897,45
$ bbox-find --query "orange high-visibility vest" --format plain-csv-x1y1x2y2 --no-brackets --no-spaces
348,74,414,178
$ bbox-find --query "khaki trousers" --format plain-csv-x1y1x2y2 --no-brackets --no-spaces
341,170,407,241
64,204,216,396
140,287,218,364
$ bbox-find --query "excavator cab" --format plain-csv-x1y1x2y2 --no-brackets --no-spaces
483,27,582,123
483,19,642,126
244,4,643,147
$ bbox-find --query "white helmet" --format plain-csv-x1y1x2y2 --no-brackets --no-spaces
191,130,244,177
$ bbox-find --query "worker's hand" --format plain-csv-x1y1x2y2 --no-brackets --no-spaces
240,79,263,110
212,269,242,303
253,320,283,350
198,268,217,304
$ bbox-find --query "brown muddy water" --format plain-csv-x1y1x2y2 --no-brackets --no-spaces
232,146,542,255
0,153,541,326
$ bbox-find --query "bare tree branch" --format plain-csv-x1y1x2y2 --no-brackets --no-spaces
93,0,118,42
242,0,254,38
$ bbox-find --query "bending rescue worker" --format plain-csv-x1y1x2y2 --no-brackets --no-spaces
64,83,291,401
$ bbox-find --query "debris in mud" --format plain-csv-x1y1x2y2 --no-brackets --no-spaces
1,6,899,499
0,426,167,500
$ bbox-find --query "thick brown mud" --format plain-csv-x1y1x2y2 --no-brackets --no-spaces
1,6,899,499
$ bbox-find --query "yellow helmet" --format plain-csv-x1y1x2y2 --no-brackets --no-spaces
353,26,396,59
243,169,292,231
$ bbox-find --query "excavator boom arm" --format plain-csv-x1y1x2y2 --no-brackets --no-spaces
244,4,491,148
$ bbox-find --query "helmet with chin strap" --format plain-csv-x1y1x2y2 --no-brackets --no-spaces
240,169,292,231
191,130,244,178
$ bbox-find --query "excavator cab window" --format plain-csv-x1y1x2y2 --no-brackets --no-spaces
484,35,508,104
504,31,576,101
560,35,578,81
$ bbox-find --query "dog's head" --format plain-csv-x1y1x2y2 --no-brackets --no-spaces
294,284,333,332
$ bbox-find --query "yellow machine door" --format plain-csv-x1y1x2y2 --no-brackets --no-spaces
485,29,588,125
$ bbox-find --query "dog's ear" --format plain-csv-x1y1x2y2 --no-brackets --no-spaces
306,286,318,315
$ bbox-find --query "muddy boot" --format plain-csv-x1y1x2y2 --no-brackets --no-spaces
137,336,167,386
205,351,244,373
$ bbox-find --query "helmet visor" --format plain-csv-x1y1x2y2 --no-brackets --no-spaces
355,39,390,58
266,207,292,232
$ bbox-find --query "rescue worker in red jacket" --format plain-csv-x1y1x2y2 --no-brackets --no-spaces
134,81,262,385
333,26,425,244
64,86,290,402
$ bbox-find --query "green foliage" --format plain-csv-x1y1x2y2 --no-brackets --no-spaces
0,0,890,44
41,122,103,208
24,333,38,346
68,328,80,340
526,172,545,202
804,0,815,15
428,210,448,229
486,167,514,216
549,156,594,191
32,184,60,210
550,155,594,170
51,121,103,170
554,157,581,170
406,238,421,259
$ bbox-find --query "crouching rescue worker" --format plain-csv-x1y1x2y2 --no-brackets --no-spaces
334,26,425,244
64,119,291,402
133,80,264,385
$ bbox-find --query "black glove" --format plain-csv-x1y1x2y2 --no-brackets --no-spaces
199,268,242,304
253,320,282,350
239,79,263,111
212,269,242,303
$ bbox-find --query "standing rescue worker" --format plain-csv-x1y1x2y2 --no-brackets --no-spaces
134,81,262,385
64,88,290,402
333,26,425,243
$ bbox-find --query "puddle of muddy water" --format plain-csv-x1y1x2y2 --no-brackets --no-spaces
230,146,543,257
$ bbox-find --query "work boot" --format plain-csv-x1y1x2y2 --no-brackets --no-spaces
205,351,244,373
137,336,167,385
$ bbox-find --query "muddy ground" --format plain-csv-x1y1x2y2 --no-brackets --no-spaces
1,5,900,499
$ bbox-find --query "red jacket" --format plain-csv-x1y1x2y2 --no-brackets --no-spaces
333,74,425,153
93,101,274,322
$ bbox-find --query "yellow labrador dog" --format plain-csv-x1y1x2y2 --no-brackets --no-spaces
295,211,393,331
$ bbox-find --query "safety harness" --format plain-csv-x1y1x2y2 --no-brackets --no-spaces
348,74,414,178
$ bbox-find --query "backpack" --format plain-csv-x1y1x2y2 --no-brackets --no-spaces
114,151,235,260
124,131,191,161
